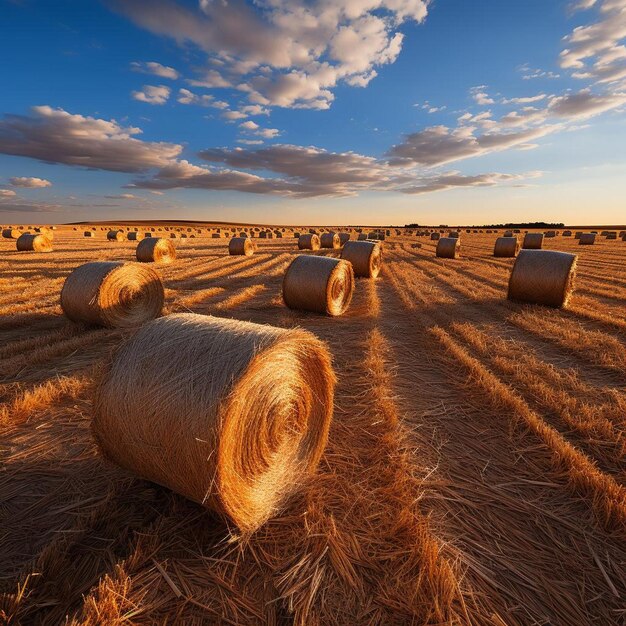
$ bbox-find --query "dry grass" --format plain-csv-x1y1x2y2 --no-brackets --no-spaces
0,224,625,625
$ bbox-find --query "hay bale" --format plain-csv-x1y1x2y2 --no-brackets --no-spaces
283,255,354,316
338,232,351,245
92,312,334,533
504,230,514,237
16,233,53,252
340,241,382,278
494,236,520,258
579,233,596,245
430,232,440,241
127,231,144,241
523,233,544,249
107,230,124,242
229,237,255,256
357,233,368,241
574,231,583,239
2,228,20,239
320,232,340,249
61,262,164,327
298,233,321,250
35,226,53,239
84,231,94,238
136,238,177,264
606,232,617,240
562,230,572,237
545,230,556,238
436,237,460,258
448,231,460,238
508,250,576,308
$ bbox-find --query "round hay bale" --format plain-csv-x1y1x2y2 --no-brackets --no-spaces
562,230,572,237
507,250,576,308
320,233,340,249
574,231,583,239
338,232,351,245
448,231,460,238
430,232,440,241
35,226,53,239
107,230,124,242
283,255,354,316
84,230,94,238
340,240,381,278
92,312,334,532
493,236,520,258
544,230,556,238
61,262,164,328
136,237,177,264
436,237,460,258
579,233,596,245
357,233,368,241
127,231,144,241
16,233,53,252
298,233,321,250
229,237,255,256
522,233,544,249
606,232,617,240
2,228,20,239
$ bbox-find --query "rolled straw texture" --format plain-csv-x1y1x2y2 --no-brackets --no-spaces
493,236,520,258
283,255,354,316
229,237,255,256
16,233,52,252
298,233,321,250
523,233,544,249
2,229,20,239
136,238,177,264
430,232,440,241
92,312,335,533
579,233,596,245
338,232,351,245
127,231,144,241
61,261,164,328
508,249,577,308
340,240,382,278
320,233,340,249
436,237,460,258
107,230,124,242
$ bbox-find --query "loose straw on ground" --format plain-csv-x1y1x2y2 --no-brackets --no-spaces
508,249,577,308
229,237,255,256
283,255,354,316
340,240,382,278
92,312,335,533
298,234,321,250
136,238,177,264
16,233,52,252
436,237,460,258
494,237,519,258
61,261,164,327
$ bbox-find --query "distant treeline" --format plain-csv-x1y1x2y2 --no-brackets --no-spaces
404,222,565,229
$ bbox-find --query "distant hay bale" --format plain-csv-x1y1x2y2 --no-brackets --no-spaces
84,231,94,237
357,233,368,241
2,228,20,239
107,230,124,242
504,230,514,237
544,230,556,238
170,232,178,239
136,237,177,264
522,233,544,249
606,232,617,240
16,233,53,252
229,237,256,256
563,230,572,237
293,232,301,238
494,236,520,258
61,262,164,328
212,233,221,239
298,233,321,250
92,312,334,533
436,237,460,258
127,231,144,241
339,232,351,245
320,232,340,249
448,231,460,238
259,231,267,239
35,226,53,239
283,255,354,316
340,240,382,278
508,250,577,308
574,231,583,239
430,232,440,241
579,233,596,245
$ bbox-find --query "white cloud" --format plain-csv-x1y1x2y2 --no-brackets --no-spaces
131,61,179,79
131,84,171,105
502,94,547,104
0,189,17,197
471,86,495,105
9,176,52,188
222,110,249,121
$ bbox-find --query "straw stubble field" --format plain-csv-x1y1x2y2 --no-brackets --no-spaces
0,226,625,625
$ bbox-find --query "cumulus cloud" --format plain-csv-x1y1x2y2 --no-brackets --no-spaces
239,119,281,138
132,84,171,104
131,61,179,79
222,110,249,121
9,176,52,187
0,106,182,172
109,0,429,109
471,86,495,105
0,189,17,197
177,88,229,109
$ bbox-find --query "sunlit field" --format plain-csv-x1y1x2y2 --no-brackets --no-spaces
1,223,625,625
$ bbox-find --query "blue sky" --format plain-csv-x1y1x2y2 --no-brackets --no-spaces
1,0,625,225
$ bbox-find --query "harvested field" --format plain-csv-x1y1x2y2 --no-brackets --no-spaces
0,225,625,625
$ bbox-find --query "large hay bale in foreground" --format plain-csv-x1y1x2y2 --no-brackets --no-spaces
283,255,354,316
430,232,440,241
340,240,382,278
16,233,53,252
136,237,177,264
508,250,576,308
436,237,460,258
107,230,124,242
2,229,20,239
92,313,334,533
494,236,520,258
320,232,340,249
229,237,255,256
523,233,544,249
298,233,320,250
61,261,164,327
579,233,596,245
